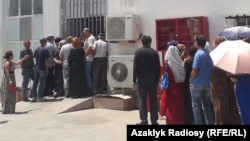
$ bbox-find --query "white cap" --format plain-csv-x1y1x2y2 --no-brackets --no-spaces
46,34,54,39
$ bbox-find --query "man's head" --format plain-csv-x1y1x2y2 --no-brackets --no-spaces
98,33,104,40
40,38,47,47
66,36,73,43
55,37,62,47
82,28,91,38
194,34,207,48
141,35,152,47
23,40,31,49
46,34,55,42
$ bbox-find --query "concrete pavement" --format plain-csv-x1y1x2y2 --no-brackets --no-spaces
0,96,165,141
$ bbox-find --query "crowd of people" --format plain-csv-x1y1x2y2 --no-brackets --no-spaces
1,28,108,114
1,29,249,125
134,34,250,125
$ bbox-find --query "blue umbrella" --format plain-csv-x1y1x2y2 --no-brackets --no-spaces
219,26,250,40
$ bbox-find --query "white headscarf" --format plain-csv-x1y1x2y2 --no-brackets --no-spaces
164,45,186,83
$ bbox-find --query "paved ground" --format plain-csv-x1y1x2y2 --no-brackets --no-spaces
0,97,165,141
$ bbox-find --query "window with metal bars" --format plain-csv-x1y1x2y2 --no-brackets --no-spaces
61,0,107,39
225,15,250,28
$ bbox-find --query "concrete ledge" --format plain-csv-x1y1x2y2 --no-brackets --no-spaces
15,97,94,114
93,94,138,110
59,98,94,114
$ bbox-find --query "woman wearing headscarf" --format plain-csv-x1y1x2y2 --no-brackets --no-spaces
159,41,187,124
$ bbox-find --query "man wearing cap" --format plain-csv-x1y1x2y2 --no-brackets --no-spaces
30,38,50,102
92,33,108,94
83,28,96,96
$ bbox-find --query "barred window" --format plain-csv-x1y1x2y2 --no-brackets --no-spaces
61,0,107,38
225,15,250,28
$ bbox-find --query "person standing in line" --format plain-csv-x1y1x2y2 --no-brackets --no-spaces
183,46,197,124
83,28,96,96
20,40,35,102
190,35,214,125
44,34,57,96
92,33,108,94
229,38,250,125
159,44,187,125
54,37,62,48
30,38,50,102
53,38,65,98
230,74,250,125
68,37,87,98
133,35,160,125
59,36,73,98
210,36,241,125
1,51,29,114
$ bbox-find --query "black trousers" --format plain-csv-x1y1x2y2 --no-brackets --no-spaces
138,76,159,123
44,66,55,96
93,57,107,94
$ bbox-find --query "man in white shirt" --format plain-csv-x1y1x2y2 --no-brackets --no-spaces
59,36,73,98
83,28,96,96
92,33,108,94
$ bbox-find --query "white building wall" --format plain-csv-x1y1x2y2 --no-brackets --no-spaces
0,0,8,81
43,0,61,37
107,0,250,56
0,0,62,87
1,0,250,86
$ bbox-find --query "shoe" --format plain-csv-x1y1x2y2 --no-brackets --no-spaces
151,122,159,125
31,98,36,102
53,92,58,99
136,121,148,125
23,98,30,102
71,95,79,99
158,115,166,120
36,98,46,102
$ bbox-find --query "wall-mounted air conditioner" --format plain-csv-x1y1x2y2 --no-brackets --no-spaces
106,15,141,41
108,55,134,89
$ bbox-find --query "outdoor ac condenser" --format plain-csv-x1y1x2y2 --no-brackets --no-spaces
108,55,134,89
106,15,141,41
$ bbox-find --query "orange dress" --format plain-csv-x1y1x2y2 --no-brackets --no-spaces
159,67,187,124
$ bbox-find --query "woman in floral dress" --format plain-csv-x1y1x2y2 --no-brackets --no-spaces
1,51,28,114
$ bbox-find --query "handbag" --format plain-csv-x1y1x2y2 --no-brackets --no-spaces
160,73,168,90
8,83,16,92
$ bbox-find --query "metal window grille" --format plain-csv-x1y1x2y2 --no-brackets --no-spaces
61,0,107,38
225,15,250,28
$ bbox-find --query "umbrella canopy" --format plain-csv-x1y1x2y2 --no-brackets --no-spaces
210,40,250,74
219,26,250,40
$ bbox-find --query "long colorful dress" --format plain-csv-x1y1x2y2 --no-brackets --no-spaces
210,67,241,124
1,62,16,114
159,66,187,124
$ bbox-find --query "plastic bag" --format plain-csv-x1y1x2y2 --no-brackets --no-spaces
160,73,168,90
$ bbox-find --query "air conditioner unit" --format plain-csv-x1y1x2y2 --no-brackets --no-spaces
106,15,141,41
108,55,134,89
